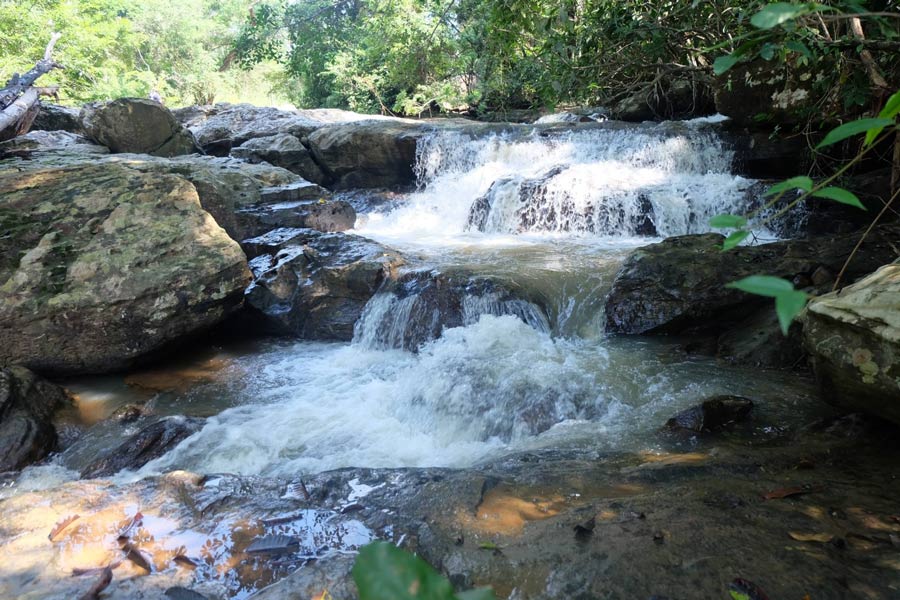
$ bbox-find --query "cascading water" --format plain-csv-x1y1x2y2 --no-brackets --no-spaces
358,121,781,244
12,119,819,490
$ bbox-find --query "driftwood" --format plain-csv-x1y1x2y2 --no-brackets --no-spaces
0,32,63,142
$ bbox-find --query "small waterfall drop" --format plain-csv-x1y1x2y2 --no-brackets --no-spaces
358,123,776,243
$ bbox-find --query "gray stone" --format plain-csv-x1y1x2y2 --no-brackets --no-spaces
245,231,404,340
0,366,70,471
803,262,900,424
0,162,251,374
80,98,200,156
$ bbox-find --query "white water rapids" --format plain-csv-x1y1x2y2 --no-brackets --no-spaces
9,120,821,492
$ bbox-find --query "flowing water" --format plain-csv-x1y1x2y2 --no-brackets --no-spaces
9,120,823,492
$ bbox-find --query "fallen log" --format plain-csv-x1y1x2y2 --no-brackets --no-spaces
0,32,63,142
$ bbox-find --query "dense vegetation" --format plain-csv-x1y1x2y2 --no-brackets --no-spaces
0,0,284,106
2,1,896,117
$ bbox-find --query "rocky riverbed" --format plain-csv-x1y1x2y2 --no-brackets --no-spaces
1,98,898,599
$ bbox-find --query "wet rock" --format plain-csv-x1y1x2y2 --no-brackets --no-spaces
662,396,753,433
716,307,806,369
80,98,200,156
355,270,550,351
467,166,658,236
234,181,355,239
0,130,108,158
0,366,70,471
604,225,900,336
31,103,83,133
232,133,327,185
244,231,404,340
80,416,204,478
0,162,251,374
3,442,900,599
803,262,900,424
307,119,431,189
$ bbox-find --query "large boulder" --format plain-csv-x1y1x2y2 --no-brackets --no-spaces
803,262,900,424
307,119,431,189
80,98,200,156
245,230,404,340
232,133,327,184
0,163,252,374
604,226,900,337
0,366,70,471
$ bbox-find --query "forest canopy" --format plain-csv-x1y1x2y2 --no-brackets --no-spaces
1,0,898,116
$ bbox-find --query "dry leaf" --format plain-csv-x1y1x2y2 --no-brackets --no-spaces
788,531,834,543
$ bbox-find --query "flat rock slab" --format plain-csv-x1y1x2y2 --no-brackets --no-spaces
1,431,899,599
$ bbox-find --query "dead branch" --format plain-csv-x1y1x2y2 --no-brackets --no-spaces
0,33,63,141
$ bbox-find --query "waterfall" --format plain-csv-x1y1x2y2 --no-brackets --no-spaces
359,122,783,242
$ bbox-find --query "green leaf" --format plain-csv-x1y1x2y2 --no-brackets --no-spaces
478,542,499,550
759,43,776,60
775,289,809,335
727,275,794,298
352,541,495,600
709,214,748,228
713,54,740,76
811,187,866,210
785,40,811,58
722,230,750,250
816,117,894,149
878,90,900,120
729,592,751,600
765,176,813,196
865,90,900,145
750,3,823,29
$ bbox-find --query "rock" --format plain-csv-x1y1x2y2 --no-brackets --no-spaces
80,416,204,478
232,133,327,184
0,162,251,374
80,98,200,156
714,60,819,128
716,307,806,369
604,225,900,336
236,197,356,240
467,166,658,236
0,130,108,158
172,103,391,148
355,270,550,351
233,180,356,239
0,366,70,471
612,77,715,122
534,112,599,124
30,103,83,133
662,395,753,433
307,119,431,189
803,262,900,424
3,441,900,599
245,231,404,340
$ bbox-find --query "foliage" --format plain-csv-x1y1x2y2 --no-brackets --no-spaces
0,0,287,106
710,2,900,334
352,541,495,600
